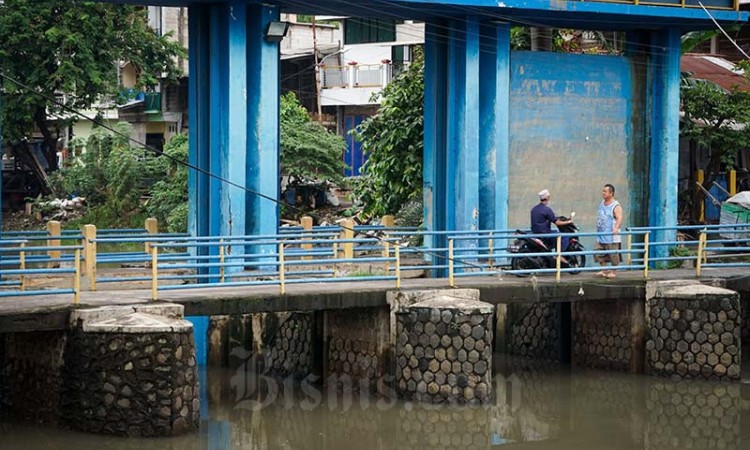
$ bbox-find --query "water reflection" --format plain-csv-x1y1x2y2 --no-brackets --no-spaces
0,355,746,449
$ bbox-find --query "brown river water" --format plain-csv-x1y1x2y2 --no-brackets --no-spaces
1,356,748,450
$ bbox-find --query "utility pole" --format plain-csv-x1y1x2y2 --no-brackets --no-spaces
312,16,323,121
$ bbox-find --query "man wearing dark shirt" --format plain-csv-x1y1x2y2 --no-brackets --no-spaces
530,189,572,249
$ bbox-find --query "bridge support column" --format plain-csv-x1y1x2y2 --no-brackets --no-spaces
647,29,681,261
479,22,510,235
246,4,281,254
426,18,499,274
423,21,449,273
188,2,280,275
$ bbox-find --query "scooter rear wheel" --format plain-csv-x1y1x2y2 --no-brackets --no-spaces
511,254,542,277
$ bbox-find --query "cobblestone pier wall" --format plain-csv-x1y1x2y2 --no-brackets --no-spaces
646,284,741,380
395,296,493,404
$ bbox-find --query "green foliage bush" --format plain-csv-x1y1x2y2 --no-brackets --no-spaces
352,49,424,218
147,133,189,232
280,92,347,184
52,123,158,228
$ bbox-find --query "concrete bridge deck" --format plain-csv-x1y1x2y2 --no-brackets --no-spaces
1,268,748,333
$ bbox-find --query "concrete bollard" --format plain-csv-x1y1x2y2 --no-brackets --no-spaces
144,217,158,254
340,218,354,260
301,216,313,260
46,220,61,268
82,224,97,290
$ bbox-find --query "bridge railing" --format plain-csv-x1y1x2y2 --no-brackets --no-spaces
148,232,402,300
444,229,652,284
0,238,82,302
628,223,750,275
696,224,750,275
5,219,750,302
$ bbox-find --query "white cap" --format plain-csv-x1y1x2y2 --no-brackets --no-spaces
538,189,550,200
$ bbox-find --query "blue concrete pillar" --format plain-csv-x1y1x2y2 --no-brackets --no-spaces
424,18,485,274
188,2,249,275
446,17,481,235
648,29,681,261
479,22,511,234
246,4,280,251
423,21,449,267
188,4,212,270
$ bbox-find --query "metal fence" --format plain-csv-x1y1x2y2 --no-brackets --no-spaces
2,219,750,302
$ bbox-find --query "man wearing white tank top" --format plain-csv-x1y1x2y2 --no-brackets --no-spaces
595,184,623,279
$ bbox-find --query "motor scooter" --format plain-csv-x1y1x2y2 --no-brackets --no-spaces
508,212,586,276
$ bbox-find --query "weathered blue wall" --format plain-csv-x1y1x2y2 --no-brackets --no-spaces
508,51,646,245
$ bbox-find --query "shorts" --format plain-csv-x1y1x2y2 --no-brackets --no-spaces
595,242,621,265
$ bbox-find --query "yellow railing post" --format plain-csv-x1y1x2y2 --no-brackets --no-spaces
19,242,26,291
626,234,633,266
643,232,650,278
82,224,97,291
729,170,737,196
697,169,705,223
74,249,81,304
395,244,401,289
151,246,158,301
341,218,354,260
279,242,285,295
382,215,394,274
449,238,455,287
219,239,226,284
555,235,562,282
301,216,313,260
47,220,61,269
696,231,705,277
145,217,158,254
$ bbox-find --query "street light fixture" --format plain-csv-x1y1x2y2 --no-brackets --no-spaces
264,21,290,43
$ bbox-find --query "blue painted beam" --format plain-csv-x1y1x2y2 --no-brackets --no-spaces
246,4,281,256
648,28,681,262
188,4,212,275
94,1,748,28
423,21,448,271
189,1,253,277
446,17,480,236
479,22,510,234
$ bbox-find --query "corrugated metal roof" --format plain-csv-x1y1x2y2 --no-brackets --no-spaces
682,54,750,92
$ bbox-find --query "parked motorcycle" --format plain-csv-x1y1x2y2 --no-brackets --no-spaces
508,212,586,276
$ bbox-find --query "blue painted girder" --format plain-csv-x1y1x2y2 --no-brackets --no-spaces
94,1,746,29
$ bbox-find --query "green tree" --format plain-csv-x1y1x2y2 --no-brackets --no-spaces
680,80,750,222
0,0,185,170
280,92,347,184
52,122,158,227
352,49,424,218
147,133,188,232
